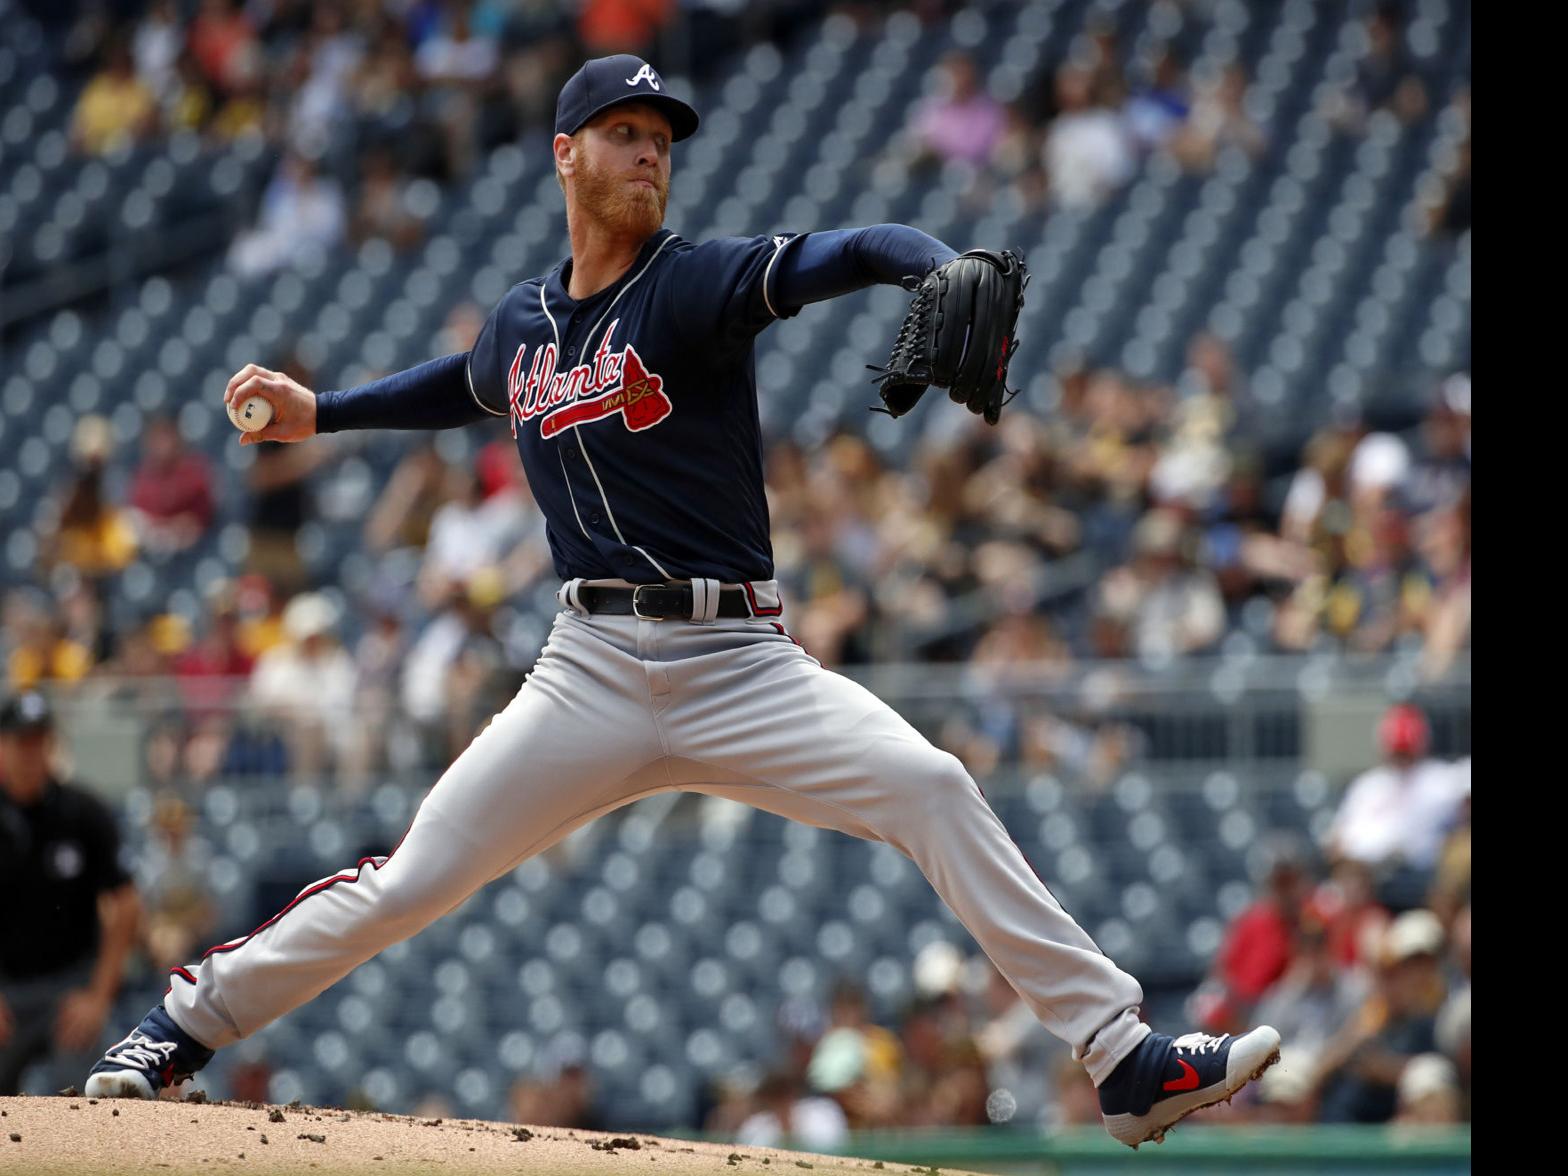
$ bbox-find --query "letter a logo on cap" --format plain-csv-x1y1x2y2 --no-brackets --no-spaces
625,63,661,91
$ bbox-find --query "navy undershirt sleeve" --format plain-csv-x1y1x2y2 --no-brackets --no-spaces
769,224,959,311
314,352,488,434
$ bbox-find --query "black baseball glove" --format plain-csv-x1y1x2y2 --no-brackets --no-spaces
870,248,1028,425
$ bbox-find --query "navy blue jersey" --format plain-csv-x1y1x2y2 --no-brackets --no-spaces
465,228,806,584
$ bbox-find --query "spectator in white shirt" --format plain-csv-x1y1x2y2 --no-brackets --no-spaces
416,467,535,609
250,593,358,780
415,5,500,178
227,153,347,278
284,5,364,156
735,1071,849,1152
1043,63,1135,211
1326,705,1468,872
415,9,501,85
1096,509,1226,662
401,571,505,744
132,0,183,101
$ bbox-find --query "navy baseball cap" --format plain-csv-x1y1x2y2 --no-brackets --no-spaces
555,55,700,143
0,691,53,734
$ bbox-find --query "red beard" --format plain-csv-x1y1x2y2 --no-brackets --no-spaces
573,153,667,239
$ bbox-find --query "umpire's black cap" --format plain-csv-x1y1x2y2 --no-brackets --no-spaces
555,55,700,142
0,691,53,734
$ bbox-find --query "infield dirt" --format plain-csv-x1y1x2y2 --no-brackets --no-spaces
0,1095,980,1176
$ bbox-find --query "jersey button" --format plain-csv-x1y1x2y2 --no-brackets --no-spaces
590,512,602,524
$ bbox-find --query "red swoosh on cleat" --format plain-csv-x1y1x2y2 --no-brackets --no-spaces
1163,1059,1200,1092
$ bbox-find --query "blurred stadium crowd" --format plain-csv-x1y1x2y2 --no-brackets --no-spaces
6,357,1472,785
6,0,1471,780
2,0,1469,1147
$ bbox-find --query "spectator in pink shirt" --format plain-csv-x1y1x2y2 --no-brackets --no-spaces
912,52,1006,169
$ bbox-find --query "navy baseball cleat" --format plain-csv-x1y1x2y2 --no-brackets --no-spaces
83,1005,215,1100
1097,1026,1281,1148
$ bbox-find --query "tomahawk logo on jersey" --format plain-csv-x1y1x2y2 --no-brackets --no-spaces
466,228,807,586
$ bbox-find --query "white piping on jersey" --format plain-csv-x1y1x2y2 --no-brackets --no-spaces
539,281,559,351
464,354,507,417
760,234,794,320
541,237,677,582
558,447,591,540
579,442,674,579
584,234,677,357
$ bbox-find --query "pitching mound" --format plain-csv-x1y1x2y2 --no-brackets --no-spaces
0,1095,979,1176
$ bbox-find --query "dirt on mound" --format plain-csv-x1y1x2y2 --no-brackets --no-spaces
0,1094,976,1176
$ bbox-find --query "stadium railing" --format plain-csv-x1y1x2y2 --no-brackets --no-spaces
46,652,1471,800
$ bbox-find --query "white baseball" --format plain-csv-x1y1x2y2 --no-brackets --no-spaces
228,395,274,433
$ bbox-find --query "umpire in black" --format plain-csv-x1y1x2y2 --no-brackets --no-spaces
0,691,141,1094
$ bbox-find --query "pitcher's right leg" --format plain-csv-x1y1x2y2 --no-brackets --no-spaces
88,614,669,1096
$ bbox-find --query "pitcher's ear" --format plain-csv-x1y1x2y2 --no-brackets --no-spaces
553,132,576,178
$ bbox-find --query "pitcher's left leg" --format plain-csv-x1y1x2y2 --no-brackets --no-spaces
661,630,1147,1084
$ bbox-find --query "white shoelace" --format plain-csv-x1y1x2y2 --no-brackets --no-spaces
107,1032,178,1070
1172,1032,1230,1056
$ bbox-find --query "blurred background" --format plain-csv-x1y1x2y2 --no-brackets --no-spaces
0,0,1470,1171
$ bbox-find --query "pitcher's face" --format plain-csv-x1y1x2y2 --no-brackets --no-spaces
562,103,672,238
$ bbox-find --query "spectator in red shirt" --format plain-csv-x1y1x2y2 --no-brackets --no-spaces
579,0,675,57
1309,858,1392,971
188,0,257,95
1205,838,1311,1030
127,417,215,555
174,581,254,698
173,582,254,784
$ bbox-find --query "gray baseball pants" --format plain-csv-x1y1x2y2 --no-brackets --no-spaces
165,582,1149,1084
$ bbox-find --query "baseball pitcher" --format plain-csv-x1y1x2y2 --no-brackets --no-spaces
86,57,1278,1148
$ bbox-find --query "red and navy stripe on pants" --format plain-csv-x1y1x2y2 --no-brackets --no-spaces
167,830,407,992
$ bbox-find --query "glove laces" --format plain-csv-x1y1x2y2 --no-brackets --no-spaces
865,272,937,414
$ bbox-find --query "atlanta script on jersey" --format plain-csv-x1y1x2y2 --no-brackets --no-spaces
506,325,672,440
467,229,806,585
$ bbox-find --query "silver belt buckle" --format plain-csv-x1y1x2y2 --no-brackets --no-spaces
631,584,666,621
